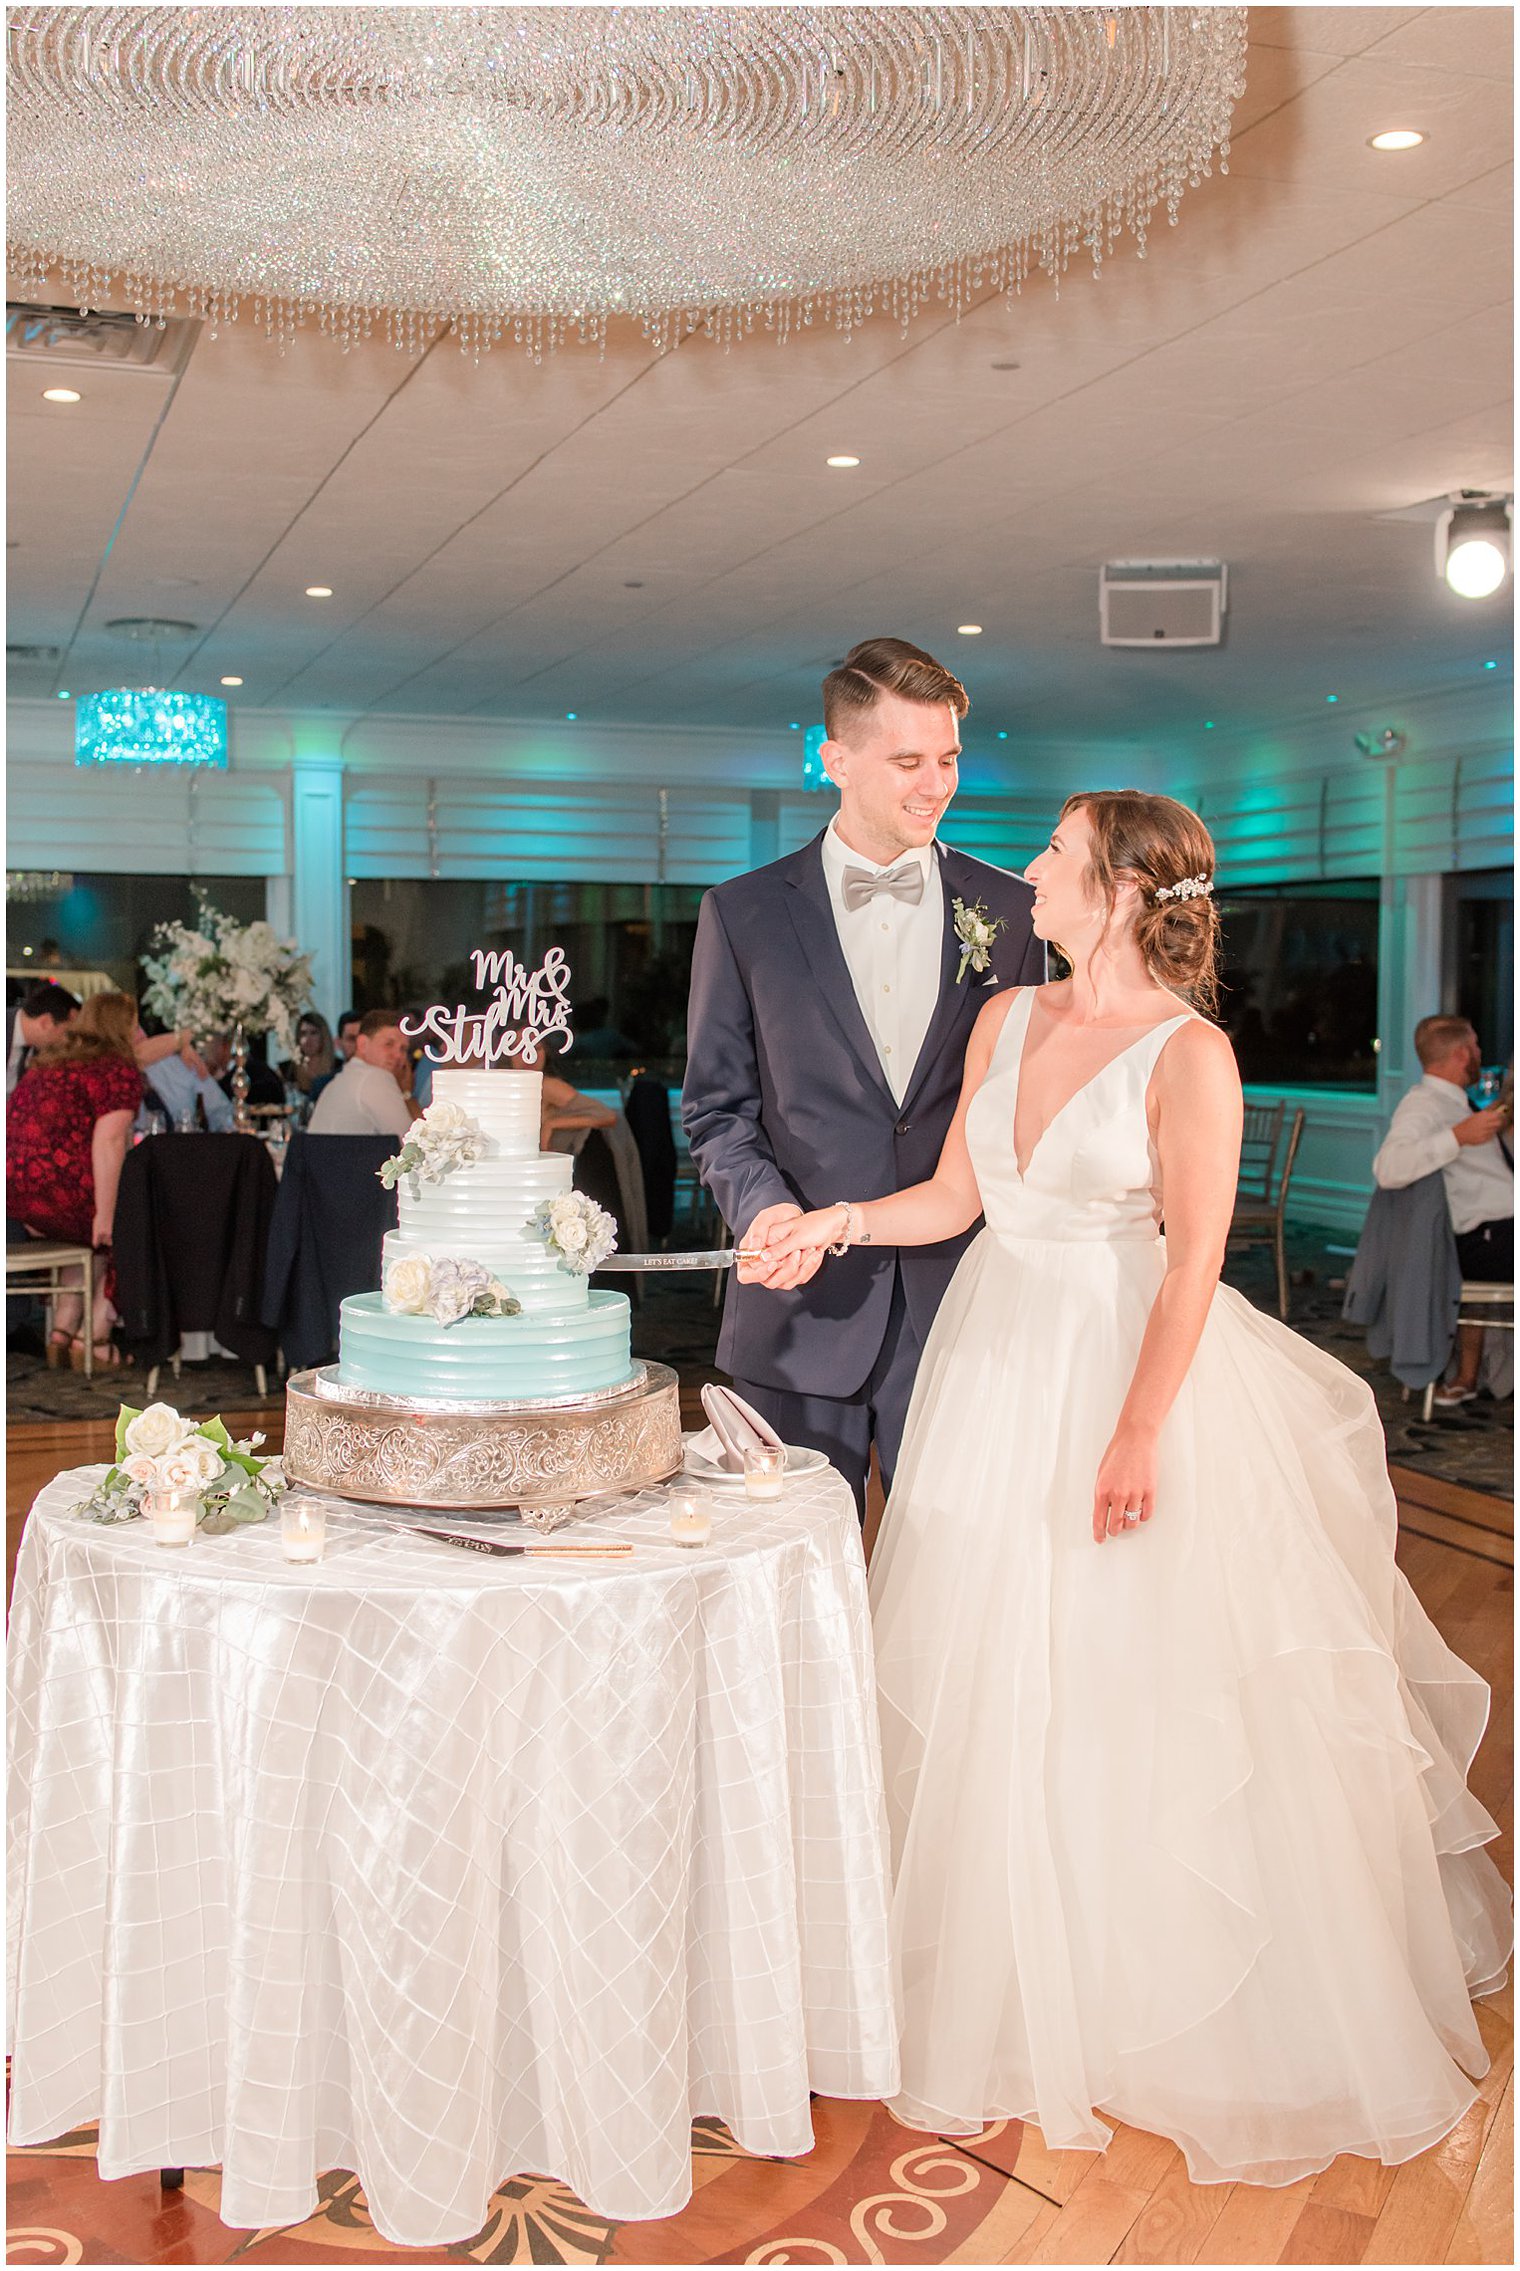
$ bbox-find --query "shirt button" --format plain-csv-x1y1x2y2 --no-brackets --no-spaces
883,983,891,994
880,922,889,933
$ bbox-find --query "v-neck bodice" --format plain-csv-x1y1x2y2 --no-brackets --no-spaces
964,987,1192,1244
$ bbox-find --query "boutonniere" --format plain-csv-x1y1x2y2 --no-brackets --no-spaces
952,896,1004,984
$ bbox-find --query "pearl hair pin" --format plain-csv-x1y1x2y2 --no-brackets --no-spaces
1154,875,1214,903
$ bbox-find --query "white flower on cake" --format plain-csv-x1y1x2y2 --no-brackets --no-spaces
72,1406,287,1532
383,1253,434,1314
123,1401,194,1459
383,1252,522,1328
528,1191,617,1276
378,1098,489,1200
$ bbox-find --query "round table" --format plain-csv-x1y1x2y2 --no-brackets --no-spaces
7,1463,898,2246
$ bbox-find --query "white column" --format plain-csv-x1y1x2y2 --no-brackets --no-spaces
290,761,349,1025
1377,871,1445,1119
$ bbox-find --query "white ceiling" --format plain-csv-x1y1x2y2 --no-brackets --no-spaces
6,4,1514,750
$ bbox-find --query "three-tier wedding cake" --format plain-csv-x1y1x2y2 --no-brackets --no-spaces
283,946,681,1514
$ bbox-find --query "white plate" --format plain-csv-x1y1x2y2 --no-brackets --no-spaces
681,1438,829,1486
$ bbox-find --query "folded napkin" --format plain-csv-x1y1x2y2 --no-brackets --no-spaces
688,1383,786,1473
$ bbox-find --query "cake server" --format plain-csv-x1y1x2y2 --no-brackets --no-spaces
594,1249,763,1270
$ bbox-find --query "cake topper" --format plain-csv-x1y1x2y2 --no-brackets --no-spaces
401,946,574,1069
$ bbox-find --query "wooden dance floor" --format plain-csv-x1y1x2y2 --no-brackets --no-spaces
7,1415,1511,2267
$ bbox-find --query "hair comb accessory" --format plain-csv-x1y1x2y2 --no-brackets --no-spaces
1154,874,1214,903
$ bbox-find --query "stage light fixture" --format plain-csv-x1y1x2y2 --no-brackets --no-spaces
1438,500,1511,599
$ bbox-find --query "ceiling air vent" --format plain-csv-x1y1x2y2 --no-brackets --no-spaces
7,643,62,665
1100,561,1227,648
6,301,199,376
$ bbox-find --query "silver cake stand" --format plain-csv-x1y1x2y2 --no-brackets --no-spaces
282,1362,683,1526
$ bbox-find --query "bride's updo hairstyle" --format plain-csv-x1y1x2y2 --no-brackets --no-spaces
1060,790,1222,1018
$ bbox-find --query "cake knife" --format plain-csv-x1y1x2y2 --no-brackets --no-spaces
594,1249,763,1270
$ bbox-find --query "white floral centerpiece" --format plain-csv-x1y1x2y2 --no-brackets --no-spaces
72,1403,287,1532
528,1192,617,1277
384,1253,522,1327
379,1099,487,1201
142,895,313,1053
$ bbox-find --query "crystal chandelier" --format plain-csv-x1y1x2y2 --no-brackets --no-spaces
7,7,1247,358
75,688,228,767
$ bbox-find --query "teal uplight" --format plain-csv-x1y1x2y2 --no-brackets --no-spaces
1325,693,1338,704
56,689,69,699
1204,719,1216,729
75,688,228,767
803,723,830,792
788,721,801,731
565,711,578,720
1484,659,1498,670
997,730,1009,740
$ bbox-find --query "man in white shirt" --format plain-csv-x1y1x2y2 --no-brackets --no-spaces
307,1009,418,1138
6,981,79,1093
1373,1013,1512,1406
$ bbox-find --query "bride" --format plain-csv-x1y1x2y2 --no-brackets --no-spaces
763,789,1511,2185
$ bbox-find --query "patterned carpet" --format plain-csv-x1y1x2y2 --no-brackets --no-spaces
8,1221,1511,1499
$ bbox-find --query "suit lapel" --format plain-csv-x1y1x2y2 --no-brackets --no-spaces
780,836,897,1107
900,846,988,1116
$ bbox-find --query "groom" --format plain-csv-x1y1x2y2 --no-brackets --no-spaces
682,636,1043,1512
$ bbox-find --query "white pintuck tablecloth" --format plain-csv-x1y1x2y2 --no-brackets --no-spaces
7,1463,898,2245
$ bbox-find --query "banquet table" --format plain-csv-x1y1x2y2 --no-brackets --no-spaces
7,1462,898,2246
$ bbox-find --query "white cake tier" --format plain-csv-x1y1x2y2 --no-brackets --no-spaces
430,1066,541,1153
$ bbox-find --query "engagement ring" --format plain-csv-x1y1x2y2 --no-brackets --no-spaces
1121,1508,1142,1525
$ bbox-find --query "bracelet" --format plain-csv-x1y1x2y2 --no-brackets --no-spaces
826,1201,872,1256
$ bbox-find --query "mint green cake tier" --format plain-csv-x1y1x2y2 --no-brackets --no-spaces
337,1289,634,1402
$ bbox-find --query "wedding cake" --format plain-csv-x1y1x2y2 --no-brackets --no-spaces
336,1063,637,1402
284,944,680,1514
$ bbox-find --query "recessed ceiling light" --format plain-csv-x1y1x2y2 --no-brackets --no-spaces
788,721,801,730
56,689,70,699
305,585,333,598
1484,659,1498,670
989,359,1021,371
1368,129,1425,151
220,675,244,687
623,579,644,589
957,624,983,636
41,386,80,403
825,454,860,468
1204,719,1216,729
565,712,577,721
1325,693,1339,703
997,730,1009,740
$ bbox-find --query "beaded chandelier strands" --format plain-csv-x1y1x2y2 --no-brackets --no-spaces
7,7,1247,359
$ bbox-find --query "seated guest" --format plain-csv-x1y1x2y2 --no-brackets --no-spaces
135,1017,233,1131
6,989,143,1366
335,1008,362,1063
202,1029,286,1110
1374,1013,1513,1407
6,980,80,1093
541,1074,616,1150
281,1010,336,1102
308,1009,418,1136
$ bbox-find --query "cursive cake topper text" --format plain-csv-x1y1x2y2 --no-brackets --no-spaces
400,946,574,1069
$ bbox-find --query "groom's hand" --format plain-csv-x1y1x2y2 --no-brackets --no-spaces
737,1203,825,1292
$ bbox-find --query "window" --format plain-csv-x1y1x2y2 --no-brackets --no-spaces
5,872,267,1004
1216,880,1380,1091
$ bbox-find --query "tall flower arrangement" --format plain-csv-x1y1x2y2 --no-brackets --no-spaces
142,896,313,1055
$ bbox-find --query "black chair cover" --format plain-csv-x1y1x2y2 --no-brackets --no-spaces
113,1134,280,1370
261,1132,401,1371
622,1074,677,1242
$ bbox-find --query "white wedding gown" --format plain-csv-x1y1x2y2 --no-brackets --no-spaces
870,987,1511,2184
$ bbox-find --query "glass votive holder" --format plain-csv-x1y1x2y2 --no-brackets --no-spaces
281,1495,326,1564
743,1443,786,1500
668,1491,713,1549
145,1488,199,1548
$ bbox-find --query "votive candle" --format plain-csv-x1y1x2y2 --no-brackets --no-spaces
743,1444,785,1500
281,1496,326,1564
147,1489,198,1548
668,1492,713,1548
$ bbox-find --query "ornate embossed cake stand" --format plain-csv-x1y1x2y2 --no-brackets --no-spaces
283,1362,682,1526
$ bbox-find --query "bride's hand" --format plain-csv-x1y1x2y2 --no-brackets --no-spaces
762,1207,848,1263
1092,1425,1157,1543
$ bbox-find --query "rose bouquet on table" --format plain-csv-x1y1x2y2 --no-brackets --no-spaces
72,1403,288,1532
141,894,313,1055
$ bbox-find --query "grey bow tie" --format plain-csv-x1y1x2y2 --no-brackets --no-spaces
841,862,926,913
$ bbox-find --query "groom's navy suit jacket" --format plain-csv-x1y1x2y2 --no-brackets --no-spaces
683,832,1043,1399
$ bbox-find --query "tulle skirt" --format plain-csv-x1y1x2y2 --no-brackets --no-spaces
870,1229,1512,2185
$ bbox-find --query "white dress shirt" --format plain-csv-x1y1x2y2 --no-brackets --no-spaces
1372,1075,1514,1236
820,818,943,1106
6,1014,30,1095
308,1057,414,1138
140,1051,234,1132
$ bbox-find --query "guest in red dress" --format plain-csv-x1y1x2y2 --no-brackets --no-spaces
7,990,143,1366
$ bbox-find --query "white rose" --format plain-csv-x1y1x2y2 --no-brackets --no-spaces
385,1254,433,1313
160,1439,226,1492
556,1215,590,1253
120,1452,162,1488
124,1402,194,1459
